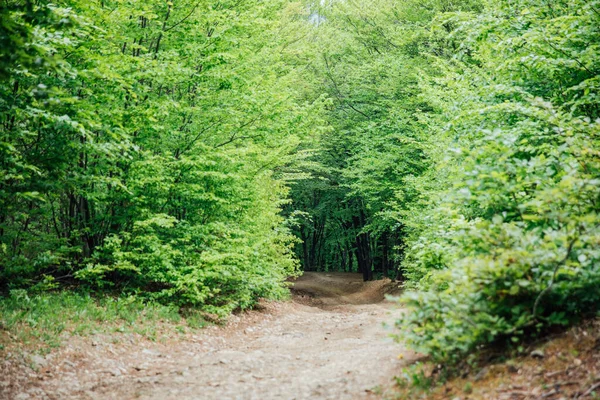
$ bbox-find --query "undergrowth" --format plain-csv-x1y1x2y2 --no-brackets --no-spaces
0,290,210,354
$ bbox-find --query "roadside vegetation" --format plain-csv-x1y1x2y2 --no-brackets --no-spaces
0,290,208,354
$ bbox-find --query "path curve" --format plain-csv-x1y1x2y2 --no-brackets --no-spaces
11,273,414,400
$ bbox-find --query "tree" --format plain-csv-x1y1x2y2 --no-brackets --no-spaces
0,0,323,314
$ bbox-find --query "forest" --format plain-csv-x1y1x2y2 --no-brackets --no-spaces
1,0,599,374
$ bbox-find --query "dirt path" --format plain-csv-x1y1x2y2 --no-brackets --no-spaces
8,273,415,400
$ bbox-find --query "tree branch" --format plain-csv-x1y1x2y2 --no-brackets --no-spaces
164,1,200,32
532,237,577,319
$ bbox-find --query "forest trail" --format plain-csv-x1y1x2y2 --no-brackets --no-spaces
14,273,414,400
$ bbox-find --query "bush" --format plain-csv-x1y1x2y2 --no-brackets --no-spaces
396,0,600,362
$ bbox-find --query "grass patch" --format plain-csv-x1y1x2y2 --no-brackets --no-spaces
0,289,209,354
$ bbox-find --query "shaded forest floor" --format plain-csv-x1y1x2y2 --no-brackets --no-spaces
1,273,413,400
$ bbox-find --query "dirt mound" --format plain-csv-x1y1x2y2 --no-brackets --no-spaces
290,272,401,308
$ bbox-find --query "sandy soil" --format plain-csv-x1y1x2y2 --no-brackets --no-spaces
4,272,414,400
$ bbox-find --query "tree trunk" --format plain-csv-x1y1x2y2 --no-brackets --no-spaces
352,209,372,281
300,229,309,271
382,232,389,278
347,249,354,272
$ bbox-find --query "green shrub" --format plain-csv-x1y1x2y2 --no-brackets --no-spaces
397,0,600,362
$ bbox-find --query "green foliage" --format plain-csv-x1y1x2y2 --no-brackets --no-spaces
394,362,435,390
285,0,459,279
396,0,600,362
0,0,313,314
